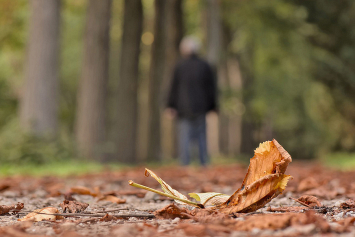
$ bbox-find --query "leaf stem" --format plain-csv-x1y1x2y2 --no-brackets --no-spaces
128,180,203,208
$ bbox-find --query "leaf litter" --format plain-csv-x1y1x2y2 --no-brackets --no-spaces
0,139,355,236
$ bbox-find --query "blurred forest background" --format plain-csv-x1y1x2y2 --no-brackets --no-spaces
1,0,355,168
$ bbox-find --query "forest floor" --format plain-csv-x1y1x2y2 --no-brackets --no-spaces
1,162,355,237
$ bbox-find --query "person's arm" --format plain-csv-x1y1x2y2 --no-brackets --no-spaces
167,66,179,109
205,64,218,112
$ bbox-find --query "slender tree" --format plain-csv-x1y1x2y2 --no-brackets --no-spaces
114,0,143,163
205,0,222,155
75,0,112,160
147,0,167,162
161,0,183,159
20,0,61,136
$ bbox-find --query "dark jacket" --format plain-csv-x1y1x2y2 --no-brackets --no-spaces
167,54,217,118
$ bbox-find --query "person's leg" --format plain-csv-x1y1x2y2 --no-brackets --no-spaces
196,115,209,166
178,118,191,166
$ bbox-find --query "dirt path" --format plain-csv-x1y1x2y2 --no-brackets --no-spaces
0,163,355,236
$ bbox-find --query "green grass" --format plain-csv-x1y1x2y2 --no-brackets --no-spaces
321,152,355,171
0,160,130,177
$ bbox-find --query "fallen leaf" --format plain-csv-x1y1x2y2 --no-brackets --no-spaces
340,199,355,209
336,217,355,232
0,202,24,215
189,208,230,223
18,207,62,222
144,168,190,205
97,195,126,204
189,192,230,206
0,226,47,237
64,192,77,201
0,183,10,192
100,213,117,222
234,210,329,233
130,139,292,214
297,195,322,207
60,231,85,237
154,203,193,219
70,186,94,196
60,200,89,213
298,177,319,192
217,139,292,213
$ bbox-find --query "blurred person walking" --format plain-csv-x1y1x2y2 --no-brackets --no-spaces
166,36,217,166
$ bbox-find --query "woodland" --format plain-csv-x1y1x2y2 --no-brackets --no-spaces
1,0,355,165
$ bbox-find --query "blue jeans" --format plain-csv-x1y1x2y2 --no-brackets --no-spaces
178,115,209,166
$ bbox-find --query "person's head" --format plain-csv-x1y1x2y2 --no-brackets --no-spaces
179,36,201,57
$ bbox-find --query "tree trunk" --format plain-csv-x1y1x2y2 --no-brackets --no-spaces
20,0,61,137
205,0,221,156
161,0,183,160
147,0,167,162
239,45,259,155
75,0,111,160
227,58,243,156
114,0,143,163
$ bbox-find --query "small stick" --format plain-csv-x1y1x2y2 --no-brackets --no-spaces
128,180,203,208
289,197,311,208
95,208,129,213
29,212,155,218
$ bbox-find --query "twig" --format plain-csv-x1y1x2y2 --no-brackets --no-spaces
94,208,129,213
289,197,311,208
128,180,203,208
18,212,155,218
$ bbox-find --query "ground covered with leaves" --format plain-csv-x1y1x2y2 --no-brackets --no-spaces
1,162,355,236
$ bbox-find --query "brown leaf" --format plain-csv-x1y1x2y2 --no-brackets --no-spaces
234,213,296,231
18,207,62,222
190,208,230,223
97,195,126,204
335,217,355,232
178,223,232,237
0,226,47,237
177,223,207,237
298,177,319,192
217,139,292,213
297,195,322,207
0,202,24,215
60,200,89,213
100,213,117,222
60,231,85,237
64,192,77,201
340,199,355,209
154,203,193,219
234,210,329,233
0,183,10,192
70,186,94,196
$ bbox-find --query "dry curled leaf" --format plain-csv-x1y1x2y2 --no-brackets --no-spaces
97,195,126,204
18,207,62,222
217,139,292,213
189,192,230,206
100,213,117,222
131,139,292,214
70,186,94,196
0,202,24,215
297,195,322,208
145,168,190,205
340,199,355,209
60,200,89,213
154,203,193,219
